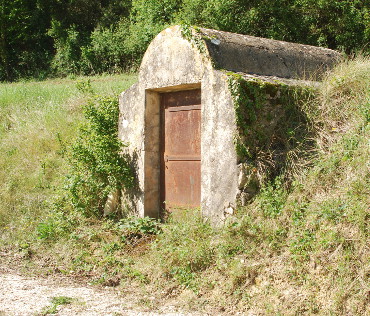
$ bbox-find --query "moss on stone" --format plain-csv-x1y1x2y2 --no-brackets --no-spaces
227,73,317,189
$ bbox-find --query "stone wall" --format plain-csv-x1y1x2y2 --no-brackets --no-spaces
228,74,316,210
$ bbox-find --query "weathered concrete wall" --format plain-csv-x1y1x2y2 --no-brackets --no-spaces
227,75,317,207
119,26,242,223
140,26,207,88
119,25,208,217
201,69,238,223
118,83,145,215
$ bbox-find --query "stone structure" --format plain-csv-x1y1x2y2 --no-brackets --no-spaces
118,25,340,224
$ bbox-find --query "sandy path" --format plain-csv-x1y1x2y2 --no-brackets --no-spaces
0,272,187,316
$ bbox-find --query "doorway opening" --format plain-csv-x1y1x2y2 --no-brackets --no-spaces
144,84,201,218
160,89,201,212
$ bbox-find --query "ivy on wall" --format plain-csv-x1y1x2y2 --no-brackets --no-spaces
227,73,316,189
180,24,208,55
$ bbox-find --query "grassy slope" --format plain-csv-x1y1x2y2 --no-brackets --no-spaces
0,59,369,315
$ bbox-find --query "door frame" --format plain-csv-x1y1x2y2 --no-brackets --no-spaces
160,89,201,212
144,83,201,218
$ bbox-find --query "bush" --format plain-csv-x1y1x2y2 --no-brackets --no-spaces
65,86,134,217
80,22,131,74
49,23,85,76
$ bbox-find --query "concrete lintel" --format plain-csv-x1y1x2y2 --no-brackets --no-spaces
147,83,201,93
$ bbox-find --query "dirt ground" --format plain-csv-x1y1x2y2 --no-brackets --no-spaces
0,262,196,316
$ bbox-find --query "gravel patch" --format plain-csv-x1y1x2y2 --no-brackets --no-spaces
0,272,190,316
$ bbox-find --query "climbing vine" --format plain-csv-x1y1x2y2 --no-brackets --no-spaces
180,24,208,56
227,73,269,159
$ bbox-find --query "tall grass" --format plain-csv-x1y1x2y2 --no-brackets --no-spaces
0,74,137,243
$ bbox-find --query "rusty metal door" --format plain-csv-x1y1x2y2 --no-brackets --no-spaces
161,89,201,211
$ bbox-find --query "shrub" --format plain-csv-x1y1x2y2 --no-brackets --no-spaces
65,88,134,217
80,21,131,74
49,23,85,76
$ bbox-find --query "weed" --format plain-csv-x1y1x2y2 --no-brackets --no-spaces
75,79,93,94
219,214,260,258
290,229,316,262
36,210,73,240
259,177,287,218
319,199,347,223
117,216,161,239
150,210,214,290
41,296,73,315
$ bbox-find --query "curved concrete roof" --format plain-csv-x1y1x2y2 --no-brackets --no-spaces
139,26,340,83
199,27,341,80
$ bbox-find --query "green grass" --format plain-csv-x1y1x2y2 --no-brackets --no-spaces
41,296,73,315
0,74,137,243
0,58,369,315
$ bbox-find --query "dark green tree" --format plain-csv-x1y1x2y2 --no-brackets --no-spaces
0,0,368,80
0,0,52,80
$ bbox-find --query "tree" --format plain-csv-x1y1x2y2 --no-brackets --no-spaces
0,0,52,81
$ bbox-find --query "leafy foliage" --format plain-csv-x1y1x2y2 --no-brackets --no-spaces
259,177,287,218
117,216,161,241
65,87,134,216
0,0,53,80
1,0,368,81
41,296,73,315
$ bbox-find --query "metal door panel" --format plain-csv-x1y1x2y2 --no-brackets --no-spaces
164,108,201,156
164,160,201,208
161,89,201,211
